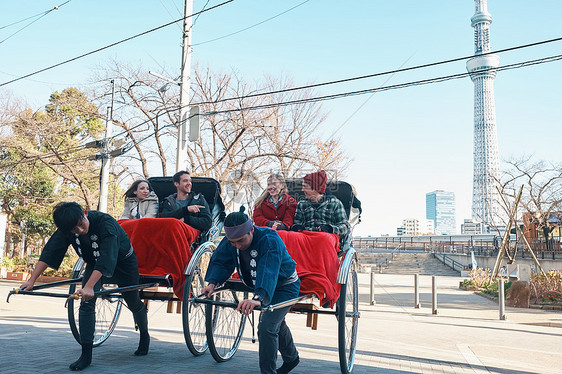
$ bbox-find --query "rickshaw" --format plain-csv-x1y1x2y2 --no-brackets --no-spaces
7,176,225,352
7,176,361,373
182,178,361,374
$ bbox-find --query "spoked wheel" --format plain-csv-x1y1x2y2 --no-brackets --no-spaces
67,259,123,347
206,288,247,362
182,242,215,356
337,257,359,374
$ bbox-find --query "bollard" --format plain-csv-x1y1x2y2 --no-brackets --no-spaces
499,278,506,320
414,274,420,308
370,270,376,305
432,276,437,315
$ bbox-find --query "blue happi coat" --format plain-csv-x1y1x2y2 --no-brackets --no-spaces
205,226,299,305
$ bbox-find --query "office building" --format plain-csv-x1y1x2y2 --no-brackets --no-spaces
426,190,456,235
461,219,483,235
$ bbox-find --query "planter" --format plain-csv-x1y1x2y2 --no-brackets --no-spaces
6,271,29,281
460,269,470,277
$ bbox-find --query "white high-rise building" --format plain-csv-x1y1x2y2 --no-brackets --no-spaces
467,0,501,228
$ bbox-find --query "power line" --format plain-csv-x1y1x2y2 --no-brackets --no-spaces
0,1,71,45
0,1,70,30
0,0,234,88
192,0,311,46
329,53,416,140
202,53,562,116
105,51,562,156
191,36,562,107
106,50,562,149
4,51,561,169
104,37,562,145
192,0,211,26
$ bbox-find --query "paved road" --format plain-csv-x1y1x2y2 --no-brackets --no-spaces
1,273,561,373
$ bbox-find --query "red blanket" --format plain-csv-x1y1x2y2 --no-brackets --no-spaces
277,230,341,308
119,218,200,299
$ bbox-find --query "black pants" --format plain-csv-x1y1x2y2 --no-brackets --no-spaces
78,253,145,344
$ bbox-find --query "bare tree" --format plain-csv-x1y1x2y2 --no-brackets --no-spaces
90,60,179,180
500,156,562,250
92,63,350,210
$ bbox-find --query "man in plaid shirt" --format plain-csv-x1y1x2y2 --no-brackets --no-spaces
292,170,350,237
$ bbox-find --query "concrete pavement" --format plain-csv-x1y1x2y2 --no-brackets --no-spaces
1,273,561,373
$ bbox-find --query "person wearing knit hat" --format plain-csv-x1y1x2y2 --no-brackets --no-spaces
302,170,327,194
202,207,301,374
292,170,350,238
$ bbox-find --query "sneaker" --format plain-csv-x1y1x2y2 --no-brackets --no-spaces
277,356,300,374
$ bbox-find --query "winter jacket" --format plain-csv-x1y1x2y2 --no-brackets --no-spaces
161,192,212,232
293,191,350,236
252,194,297,229
120,191,159,219
205,226,299,305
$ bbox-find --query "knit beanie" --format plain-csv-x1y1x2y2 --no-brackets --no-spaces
303,170,327,194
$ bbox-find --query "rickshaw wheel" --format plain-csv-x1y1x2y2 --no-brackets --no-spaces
182,243,214,356
67,259,123,347
337,257,359,374
206,288,247,362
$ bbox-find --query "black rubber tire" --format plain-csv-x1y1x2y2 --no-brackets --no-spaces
182,245,213,356
206,288,247,362
67,260,122,347
337,258,359,374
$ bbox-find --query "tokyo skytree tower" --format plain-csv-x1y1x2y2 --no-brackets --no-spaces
466,0,500,228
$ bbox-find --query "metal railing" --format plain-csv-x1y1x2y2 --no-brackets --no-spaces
372,245,402,272
433,252,466,272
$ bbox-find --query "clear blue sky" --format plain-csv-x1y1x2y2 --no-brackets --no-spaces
2,0,561,236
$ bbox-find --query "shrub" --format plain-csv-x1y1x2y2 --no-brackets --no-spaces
467,267,511,297
530,270,562,303
42,254,78,278
469,267,492,288
2,254,77,278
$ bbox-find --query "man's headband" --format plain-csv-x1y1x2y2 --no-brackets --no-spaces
224,219,253,239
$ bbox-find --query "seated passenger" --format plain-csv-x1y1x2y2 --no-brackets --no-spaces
161,170,212,232
252,173,297,231
292,170,350,237
120,179,159,219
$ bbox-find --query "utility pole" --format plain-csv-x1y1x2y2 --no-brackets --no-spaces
176,0,193,172
98,80,115,213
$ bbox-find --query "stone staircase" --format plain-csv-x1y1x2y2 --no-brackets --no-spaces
358,252,460,276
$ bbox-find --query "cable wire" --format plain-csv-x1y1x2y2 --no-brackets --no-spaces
3,52,561,168
0,1,71,45
0,0,234,88
0,1,70,30
202,53,562,116
191,36,562,107
192,0,310,46
105,50,562,148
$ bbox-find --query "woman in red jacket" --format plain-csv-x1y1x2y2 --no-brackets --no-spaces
253,173,297,230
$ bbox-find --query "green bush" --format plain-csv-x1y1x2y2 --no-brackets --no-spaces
465,267,512,297
42,254,78,278
2,254,77,278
